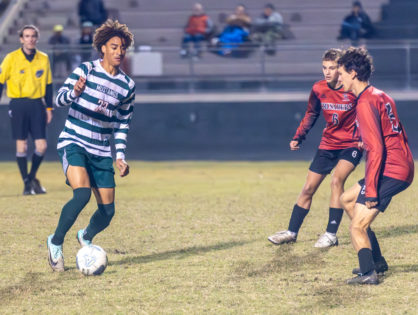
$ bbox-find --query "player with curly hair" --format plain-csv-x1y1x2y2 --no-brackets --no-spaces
47,19,135,272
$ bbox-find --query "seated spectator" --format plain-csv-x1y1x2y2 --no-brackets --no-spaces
48,24,71,78
78,0,108,27
212,4,252,57
251,3,284,55
337,1,375,44
180,3,214,59
79,21,94,63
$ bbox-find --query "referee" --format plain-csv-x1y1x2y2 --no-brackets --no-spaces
0,25,53,195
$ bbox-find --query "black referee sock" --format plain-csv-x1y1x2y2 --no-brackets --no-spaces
16,153,28,181
288,204,309,234
367,228,383,262
84,203,115,241
52,188,91,245
326,208,344,234
358,248,375,275
28,151,44,181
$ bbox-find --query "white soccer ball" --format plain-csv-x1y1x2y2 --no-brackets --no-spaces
76,245,108,276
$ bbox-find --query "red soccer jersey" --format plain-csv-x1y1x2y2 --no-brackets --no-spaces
293,80,359,150
356,86,414,199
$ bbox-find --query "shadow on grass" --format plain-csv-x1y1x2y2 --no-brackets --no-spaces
297,282,372,312
389,263,418,274
374,224,418,239
233,244,327,278
111,239,253,266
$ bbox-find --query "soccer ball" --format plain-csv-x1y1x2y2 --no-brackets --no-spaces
76,245,108,276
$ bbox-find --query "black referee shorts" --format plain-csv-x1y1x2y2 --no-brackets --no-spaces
8,98,47,140
309,147,362,175
356,176,410,212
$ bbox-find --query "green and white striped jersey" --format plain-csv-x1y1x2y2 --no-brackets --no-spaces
56,60,135,160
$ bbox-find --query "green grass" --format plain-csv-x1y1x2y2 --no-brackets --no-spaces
0,161,417,314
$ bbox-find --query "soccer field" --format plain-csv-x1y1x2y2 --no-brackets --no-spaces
0,161,417,314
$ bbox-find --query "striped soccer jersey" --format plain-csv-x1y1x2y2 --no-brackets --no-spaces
56,59,135,160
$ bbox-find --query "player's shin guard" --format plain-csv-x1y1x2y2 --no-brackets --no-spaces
326,208,344,234
367,228,383,262
28,150,44,180
52,188,91,245
358,248,375,275
84,203,115,241
288,204,309,234
16,152,28,181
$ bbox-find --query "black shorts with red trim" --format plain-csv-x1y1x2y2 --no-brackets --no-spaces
356,176,411,212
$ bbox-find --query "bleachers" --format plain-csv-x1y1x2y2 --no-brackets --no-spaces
0,0,390,82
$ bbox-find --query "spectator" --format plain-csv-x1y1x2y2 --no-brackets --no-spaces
213,4,252,56
79,21,94,63
48,24,71,78
78,0,108,27
180,3,214,59
337,1,375,44
251,3,285,55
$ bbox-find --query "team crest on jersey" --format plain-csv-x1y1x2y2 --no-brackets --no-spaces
20,70,25,74
36,70,44,78
320,94,326,99
342,93,350,101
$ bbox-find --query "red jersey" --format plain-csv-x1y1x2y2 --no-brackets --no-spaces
293,80,359,150
356,86,414,199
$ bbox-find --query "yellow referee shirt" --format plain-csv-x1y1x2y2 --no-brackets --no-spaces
0,48,52,99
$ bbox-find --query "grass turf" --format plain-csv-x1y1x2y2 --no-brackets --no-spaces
0,161,417,314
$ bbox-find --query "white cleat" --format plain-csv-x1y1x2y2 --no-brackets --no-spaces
314,232,338,248
268,230,297,245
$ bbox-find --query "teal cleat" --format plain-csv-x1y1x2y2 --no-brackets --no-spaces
77,229,92,247
47,234,64,272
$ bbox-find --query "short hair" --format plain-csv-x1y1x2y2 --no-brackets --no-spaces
93,19,134,58
19,25,39,38
338,47,374,82
265,3,275,10
322,48,342,62
353,1,362,8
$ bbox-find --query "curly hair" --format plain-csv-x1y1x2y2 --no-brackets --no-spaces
93,19,134,58
338,47,374,82
322,48,342,62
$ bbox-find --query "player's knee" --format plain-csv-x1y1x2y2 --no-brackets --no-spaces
99,203,115,219
330,176,344,192
301,184,315,197
16,141,28,154
35,141,47,154
73,187,92,207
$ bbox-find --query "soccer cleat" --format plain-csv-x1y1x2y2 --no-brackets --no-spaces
77,229,91,247
346,270,379,285
314,232,339,248
352,256,389,275
268,230,297,245
23,179,35,195
31,178,46,194
47,234,64,272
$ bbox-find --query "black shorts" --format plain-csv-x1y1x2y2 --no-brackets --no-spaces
309,147,362,175
356,176,410,212
9,98,46,140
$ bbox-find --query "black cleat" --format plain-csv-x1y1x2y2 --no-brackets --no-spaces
31,178,46,194
23,179,35,195
352,256,388,275
347,270,379,285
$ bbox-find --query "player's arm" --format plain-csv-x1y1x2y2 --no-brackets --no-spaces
356,100,384,204
55,64,87,107
114,86,135,177
0,54,12,99
291,89,321,149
